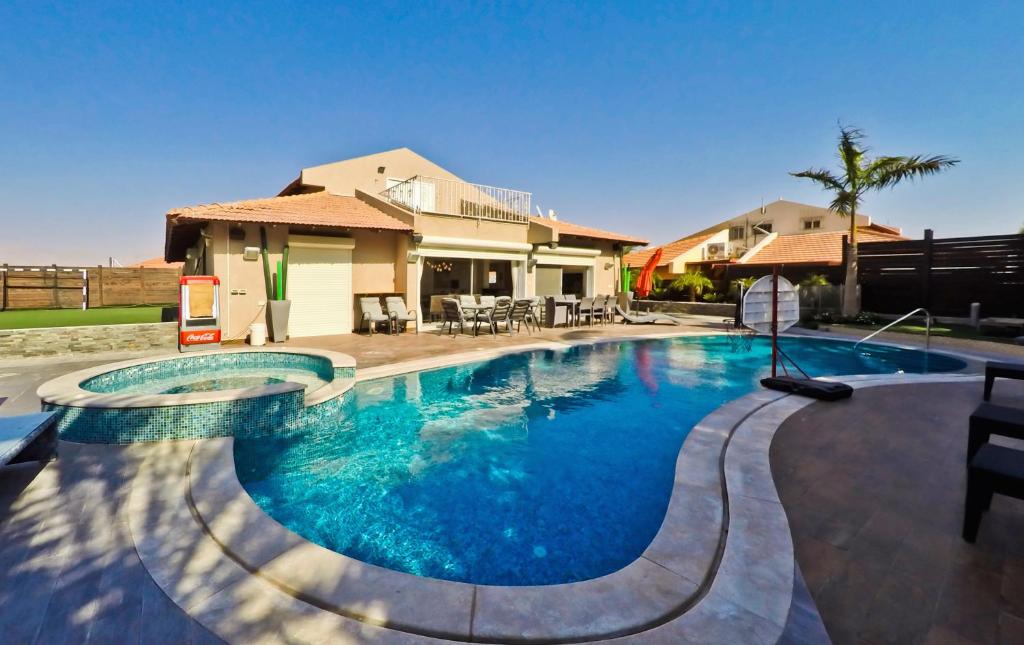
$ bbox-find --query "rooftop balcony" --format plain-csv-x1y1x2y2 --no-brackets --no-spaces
380,175,531,224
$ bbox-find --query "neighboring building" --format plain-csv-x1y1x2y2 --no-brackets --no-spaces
128,257,184,269
165,148,647,338
623,199,903,278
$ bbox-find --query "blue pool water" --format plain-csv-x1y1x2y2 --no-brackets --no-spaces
234,336,964,586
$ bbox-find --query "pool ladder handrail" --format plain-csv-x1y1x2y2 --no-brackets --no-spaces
854,307,932,351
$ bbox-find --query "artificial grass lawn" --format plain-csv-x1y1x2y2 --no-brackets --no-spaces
0,306,167,329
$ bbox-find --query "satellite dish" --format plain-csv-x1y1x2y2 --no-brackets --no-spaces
742,275,800,334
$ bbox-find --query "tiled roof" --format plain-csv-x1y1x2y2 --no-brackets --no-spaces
529,217,648,245
166,192,412,231
742,227,906,265
623,232,716,267
129,257,183,269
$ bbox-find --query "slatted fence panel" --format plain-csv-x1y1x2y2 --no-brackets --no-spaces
0,265,180,310
859,233,1024,317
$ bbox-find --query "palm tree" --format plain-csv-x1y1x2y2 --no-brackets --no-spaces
672,270,714,302
791,125,957,316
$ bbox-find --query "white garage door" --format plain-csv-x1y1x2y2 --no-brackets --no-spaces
287,236,354,337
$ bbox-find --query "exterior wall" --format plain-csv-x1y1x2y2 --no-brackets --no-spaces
207,222,403,338
351,231,399,293
666,229,730,275
218,222,288,341
298,148,465,198
416,214,530,245
720,201,869,256
0,322,177,359
591,240,619,295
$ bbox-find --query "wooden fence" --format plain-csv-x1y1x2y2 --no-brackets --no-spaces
0,265,181,310
858,231,1024,318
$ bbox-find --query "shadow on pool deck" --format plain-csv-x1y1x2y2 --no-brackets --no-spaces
0,442,223,643
771,380,1024,645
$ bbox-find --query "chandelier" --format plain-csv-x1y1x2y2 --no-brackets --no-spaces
425,259,453,272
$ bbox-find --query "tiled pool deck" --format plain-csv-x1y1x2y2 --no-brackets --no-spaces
1,319,1022,643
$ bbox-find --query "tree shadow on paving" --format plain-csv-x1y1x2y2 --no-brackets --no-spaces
0,440,223,644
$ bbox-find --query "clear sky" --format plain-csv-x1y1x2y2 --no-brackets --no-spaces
1,1,1021,265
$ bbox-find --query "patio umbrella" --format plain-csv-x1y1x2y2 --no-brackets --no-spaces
634,248,663,298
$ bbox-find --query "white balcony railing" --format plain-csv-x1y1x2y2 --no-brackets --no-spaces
380,175,531,224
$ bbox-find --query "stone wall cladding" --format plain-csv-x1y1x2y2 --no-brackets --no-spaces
636,300,736,317
0,322,177,359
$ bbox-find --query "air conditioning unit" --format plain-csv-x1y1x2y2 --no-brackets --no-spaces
706,243,725,259
731,246,748,258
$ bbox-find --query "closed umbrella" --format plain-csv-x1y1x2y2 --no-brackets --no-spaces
634,248,663,298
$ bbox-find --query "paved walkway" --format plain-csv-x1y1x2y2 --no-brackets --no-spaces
1,321,1022,643
0,442,222,643
771,381,1024,645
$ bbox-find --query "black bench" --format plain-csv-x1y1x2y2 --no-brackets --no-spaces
963,443,1024,542
967,402,1024,465
984,361,1024,401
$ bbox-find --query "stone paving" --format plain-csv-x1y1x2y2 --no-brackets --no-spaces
771,380,1024,645
0,442,222,643
0,320,1022,643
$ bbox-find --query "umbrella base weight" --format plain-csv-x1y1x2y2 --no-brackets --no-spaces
761,376,853,401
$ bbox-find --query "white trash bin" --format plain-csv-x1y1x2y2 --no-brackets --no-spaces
249,323,267,347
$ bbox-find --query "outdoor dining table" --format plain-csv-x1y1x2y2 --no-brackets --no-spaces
549,299,580,328
460,304,494,336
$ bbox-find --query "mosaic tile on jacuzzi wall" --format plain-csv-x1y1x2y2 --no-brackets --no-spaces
50,389,306,444
82,352,335,393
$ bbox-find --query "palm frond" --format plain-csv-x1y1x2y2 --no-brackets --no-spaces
836,125,867,186
671,270,713,291
868,155,959,189
789,168,845,192
828,190,857,216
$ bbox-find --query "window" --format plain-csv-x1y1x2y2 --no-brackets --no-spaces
729,225,746,241
802,218,822,230
752,221,772,235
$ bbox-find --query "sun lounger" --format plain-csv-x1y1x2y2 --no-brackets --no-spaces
359,297,393,335
615,305,681,326
385,296,418,334
0,412,58,466
984,361,1024,401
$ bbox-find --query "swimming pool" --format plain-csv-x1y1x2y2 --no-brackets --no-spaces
234,336,964,587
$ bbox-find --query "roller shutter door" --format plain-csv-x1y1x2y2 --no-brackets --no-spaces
287,238,353,336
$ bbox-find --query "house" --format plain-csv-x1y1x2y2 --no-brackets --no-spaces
623,199,903,279
164,148,647,338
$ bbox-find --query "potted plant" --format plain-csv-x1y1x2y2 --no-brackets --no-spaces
262,227,291,342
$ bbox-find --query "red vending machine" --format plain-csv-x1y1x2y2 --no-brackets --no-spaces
178,276,222,352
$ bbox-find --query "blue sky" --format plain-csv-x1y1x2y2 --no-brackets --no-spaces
1,1,1021,264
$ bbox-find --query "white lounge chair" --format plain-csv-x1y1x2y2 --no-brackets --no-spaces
615,305,681,326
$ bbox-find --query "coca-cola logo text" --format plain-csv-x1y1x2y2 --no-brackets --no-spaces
180,330,221,345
